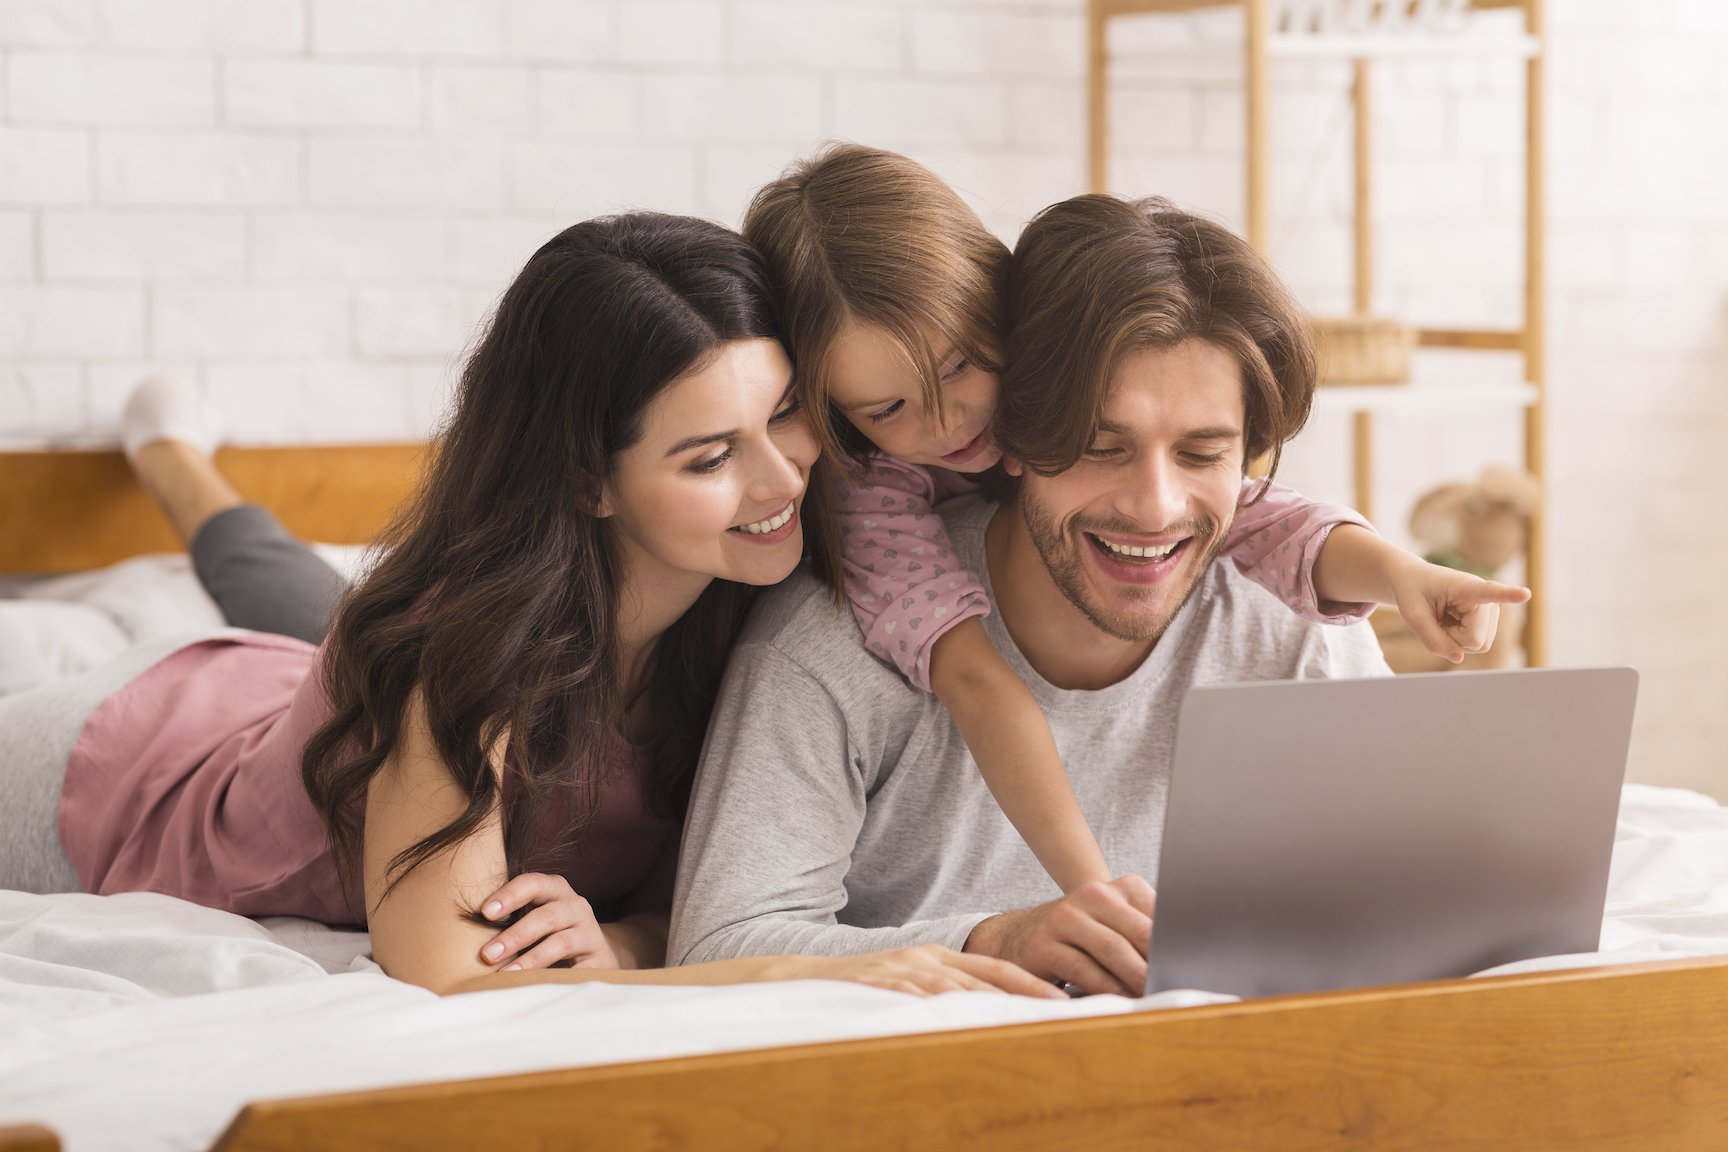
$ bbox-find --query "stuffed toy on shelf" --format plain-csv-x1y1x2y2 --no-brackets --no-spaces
1371,465,1540,674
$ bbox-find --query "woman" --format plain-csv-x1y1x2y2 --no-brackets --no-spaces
0,213,1054,1000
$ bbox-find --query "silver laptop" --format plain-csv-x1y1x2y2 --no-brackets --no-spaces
1145,667,1638,999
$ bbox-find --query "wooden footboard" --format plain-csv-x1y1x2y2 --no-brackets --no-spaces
214,956,1728,1152
0,446,425,573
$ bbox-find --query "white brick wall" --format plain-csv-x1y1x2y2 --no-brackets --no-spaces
0,0,1723,797
97,133,300,204
0,126,90,202
41,210,248,280
8,53,217,125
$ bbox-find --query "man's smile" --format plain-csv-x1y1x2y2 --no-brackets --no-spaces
1084,530,1192,585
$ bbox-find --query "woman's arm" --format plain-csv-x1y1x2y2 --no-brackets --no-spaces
364,691,1054,998
472,831,680,972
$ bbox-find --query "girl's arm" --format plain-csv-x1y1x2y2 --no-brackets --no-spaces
1231,479,1529,658
364,691,1052,997
1223,478,1377,622
930,620,1111,892
833,455,988,691
1310,524,1531,662
840,457,1110,893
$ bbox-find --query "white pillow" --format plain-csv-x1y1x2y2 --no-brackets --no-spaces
21,554,226,645
310,542,378,585
0,601,131,697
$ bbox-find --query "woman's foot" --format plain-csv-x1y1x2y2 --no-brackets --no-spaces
121,375,220,465
121,377,242,547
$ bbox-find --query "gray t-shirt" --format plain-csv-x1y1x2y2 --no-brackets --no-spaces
668,496,1392,966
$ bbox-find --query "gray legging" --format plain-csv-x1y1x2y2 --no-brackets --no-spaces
191,504,349,644
0,505,349,893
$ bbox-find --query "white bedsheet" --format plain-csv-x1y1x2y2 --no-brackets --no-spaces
3,783,1727,1152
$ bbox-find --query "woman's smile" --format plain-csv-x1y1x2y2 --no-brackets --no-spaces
728,500,798,542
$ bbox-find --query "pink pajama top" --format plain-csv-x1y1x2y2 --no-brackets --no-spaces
837,456,1374,690
59,632,674,926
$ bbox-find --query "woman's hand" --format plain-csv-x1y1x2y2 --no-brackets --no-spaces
479,872,619,973
1391,559,1532,663
786,944,1067,999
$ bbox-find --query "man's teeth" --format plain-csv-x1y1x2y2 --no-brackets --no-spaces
734,502,794,535
1095,535,1178,559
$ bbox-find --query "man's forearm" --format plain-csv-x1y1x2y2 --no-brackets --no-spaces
961,913,1012,958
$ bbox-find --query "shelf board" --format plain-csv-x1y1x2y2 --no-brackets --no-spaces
1096,0,1531,13
1312,382,1538,414
1270,31,1538,59
1111,32,1538,70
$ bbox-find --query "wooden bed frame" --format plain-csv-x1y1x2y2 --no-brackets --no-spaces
5,446,1728,1152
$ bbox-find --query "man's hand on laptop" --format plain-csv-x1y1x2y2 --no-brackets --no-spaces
962,876,1155,997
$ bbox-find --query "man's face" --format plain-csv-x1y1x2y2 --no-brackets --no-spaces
1014,339,1247,643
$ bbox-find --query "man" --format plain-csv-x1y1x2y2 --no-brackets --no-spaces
667,195,1393,996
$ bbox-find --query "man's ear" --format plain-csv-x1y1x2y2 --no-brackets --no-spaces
1002,455,1025,478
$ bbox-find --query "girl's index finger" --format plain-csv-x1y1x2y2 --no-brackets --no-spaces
1452,580,1532,608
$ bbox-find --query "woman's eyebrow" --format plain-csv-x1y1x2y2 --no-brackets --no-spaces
664,429,735,457
664,376,798,456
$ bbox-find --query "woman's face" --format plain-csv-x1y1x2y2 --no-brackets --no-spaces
825,319,1003,474
602,338,818,591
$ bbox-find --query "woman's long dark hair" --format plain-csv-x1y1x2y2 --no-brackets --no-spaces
302,213,798,905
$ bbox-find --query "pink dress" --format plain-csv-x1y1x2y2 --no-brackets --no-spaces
836,456,1375,690
58,632,674,926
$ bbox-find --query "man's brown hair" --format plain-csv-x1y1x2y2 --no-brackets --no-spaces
994,195,1317,492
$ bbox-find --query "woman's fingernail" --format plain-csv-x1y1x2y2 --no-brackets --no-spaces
483,901,502,918
483,942,504,961
503,963,522,972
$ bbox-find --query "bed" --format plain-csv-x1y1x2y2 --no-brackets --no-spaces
3,446,1727,1152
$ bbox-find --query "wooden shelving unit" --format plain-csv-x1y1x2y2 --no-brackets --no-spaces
1087,0,1548,665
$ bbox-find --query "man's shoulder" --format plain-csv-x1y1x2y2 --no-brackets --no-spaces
1196,562,1392,680
737,567,919,696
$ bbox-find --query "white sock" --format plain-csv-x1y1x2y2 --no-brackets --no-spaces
121,376,220,464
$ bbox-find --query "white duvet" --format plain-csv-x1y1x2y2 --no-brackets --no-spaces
4,558,1728,1152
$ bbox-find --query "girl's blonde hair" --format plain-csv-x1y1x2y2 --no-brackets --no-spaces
742,143,1009,467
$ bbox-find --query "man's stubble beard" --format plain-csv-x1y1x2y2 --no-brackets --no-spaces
1018,491,1230,645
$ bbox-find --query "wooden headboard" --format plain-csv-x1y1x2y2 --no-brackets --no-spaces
0,445,427,573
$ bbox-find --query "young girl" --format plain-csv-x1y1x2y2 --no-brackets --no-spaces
0,212,1055,1000
743,144,1530,895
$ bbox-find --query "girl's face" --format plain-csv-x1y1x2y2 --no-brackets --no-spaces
825,319,1003,474
602,338,819,592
